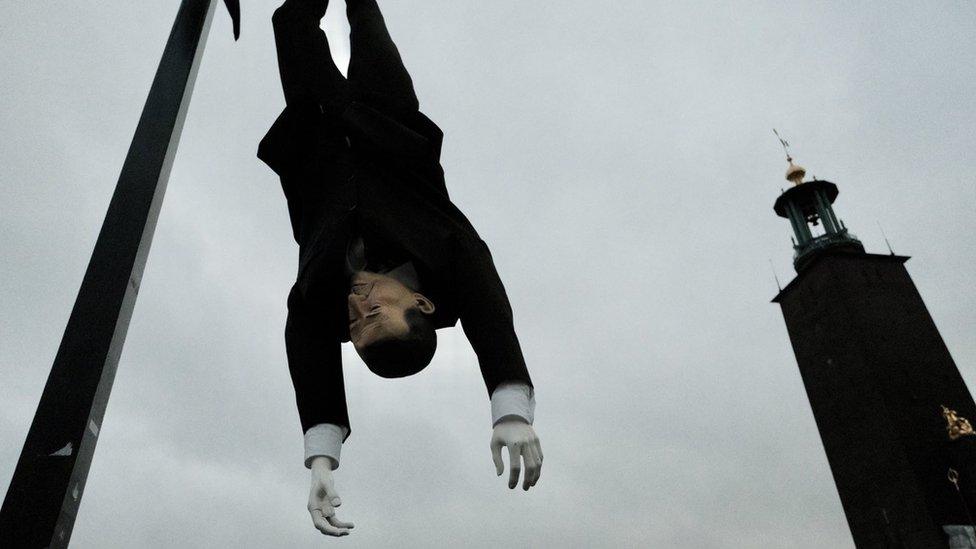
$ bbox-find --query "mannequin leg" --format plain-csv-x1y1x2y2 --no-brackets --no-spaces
346,0,419,115
272,0,349,115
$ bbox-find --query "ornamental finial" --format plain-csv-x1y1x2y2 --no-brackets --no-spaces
774,129,806,186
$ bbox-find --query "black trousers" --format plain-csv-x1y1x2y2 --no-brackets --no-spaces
272,0,419,119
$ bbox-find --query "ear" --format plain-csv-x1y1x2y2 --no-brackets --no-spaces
413,293,436,315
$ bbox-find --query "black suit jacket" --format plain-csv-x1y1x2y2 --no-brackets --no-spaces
258,102,532,439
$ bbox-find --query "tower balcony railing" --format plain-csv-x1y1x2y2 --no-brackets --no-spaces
793,229,865,262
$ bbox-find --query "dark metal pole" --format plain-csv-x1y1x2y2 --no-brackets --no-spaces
0,1,224,546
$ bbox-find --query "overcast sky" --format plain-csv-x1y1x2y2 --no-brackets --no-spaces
2,1,975,547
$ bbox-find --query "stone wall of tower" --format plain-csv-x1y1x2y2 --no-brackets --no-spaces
776,251,976,548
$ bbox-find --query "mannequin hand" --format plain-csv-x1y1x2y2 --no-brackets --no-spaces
490,418,543,491
308,457,354,536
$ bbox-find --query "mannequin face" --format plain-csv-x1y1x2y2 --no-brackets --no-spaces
347,272,434,349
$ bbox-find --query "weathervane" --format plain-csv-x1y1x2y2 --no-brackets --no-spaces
773,129,806,186
773,128,793,162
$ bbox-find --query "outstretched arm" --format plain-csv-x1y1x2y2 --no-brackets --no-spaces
453,237,532,391
452,236,543,490
285,286,350,442
284,286,355,535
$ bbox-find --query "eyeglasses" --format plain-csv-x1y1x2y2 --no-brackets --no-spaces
350,281,373,297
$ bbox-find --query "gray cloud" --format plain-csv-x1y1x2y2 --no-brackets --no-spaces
2,1,974,547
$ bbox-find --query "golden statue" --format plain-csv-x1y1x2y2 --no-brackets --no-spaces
942,405,975,441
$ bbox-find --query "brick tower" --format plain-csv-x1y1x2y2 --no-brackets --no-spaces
772,156,976,548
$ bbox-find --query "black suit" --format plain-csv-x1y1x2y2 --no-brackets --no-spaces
258,0,532,441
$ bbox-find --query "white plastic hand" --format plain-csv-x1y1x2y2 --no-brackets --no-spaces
308,457,355,536
490,418,543,491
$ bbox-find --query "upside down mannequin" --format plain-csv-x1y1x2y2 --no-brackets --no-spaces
257,0,543,536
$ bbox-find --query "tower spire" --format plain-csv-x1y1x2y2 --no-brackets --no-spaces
773,129,807,186
773,128,792,161
771,139,864,271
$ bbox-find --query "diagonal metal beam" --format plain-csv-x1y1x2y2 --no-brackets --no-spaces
0,0,232,545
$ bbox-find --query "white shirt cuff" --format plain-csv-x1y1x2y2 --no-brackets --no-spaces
304,423,348,470
491,382,536,426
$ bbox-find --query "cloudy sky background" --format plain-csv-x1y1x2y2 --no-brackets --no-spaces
2,1,975,547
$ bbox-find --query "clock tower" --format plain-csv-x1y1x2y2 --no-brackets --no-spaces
773,157,976,548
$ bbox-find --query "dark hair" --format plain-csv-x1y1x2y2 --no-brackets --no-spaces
357,307,437,378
